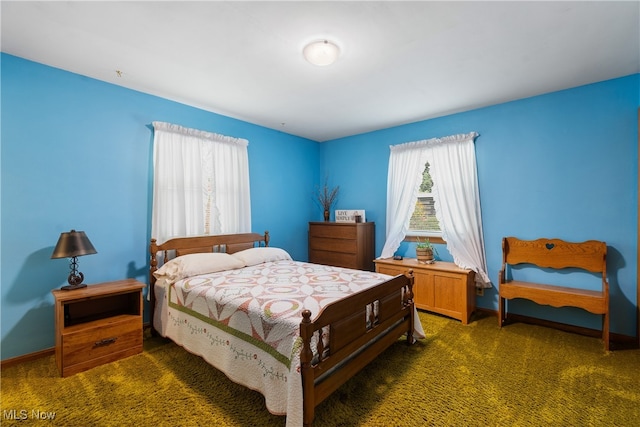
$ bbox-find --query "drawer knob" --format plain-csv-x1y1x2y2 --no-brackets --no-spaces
94,337,118,347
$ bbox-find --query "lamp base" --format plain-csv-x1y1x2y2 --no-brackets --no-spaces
60,283,88,291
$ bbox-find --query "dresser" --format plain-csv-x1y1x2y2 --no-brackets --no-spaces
374,258,476,324
52,279,145,377
308,222,375,271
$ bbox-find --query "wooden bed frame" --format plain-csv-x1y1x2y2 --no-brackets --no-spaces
149,231,416,426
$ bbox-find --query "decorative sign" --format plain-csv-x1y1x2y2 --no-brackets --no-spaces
335,210,366,223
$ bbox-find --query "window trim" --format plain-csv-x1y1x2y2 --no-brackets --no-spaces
404,234,445,245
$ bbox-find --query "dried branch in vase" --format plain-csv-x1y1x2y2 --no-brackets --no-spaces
315,180,340,212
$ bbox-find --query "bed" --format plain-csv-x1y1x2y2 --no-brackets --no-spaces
149,231,423,427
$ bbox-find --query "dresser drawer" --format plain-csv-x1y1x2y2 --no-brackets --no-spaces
62,315,142,368
309,236,357,254
309,250,357,269
309,224,357,239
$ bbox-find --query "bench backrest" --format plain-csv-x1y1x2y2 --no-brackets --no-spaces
502,237,607,274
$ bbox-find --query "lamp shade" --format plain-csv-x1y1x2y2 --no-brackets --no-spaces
51,230,97,259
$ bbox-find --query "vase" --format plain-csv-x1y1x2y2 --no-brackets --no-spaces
324,210,330,221
416,247,434,264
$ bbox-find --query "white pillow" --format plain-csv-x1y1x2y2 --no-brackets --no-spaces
231,247,292,266
153,252,245,283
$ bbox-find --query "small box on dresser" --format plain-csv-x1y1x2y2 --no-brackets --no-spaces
374,258,476,324
308,222,375,271
51,279,145,377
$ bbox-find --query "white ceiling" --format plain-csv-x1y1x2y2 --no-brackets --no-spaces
2,1,639,142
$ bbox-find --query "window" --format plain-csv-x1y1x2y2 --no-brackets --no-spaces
408,162,442,238
151,121,251,244
380,132,488,286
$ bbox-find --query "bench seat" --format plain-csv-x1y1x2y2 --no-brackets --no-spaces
500,281,607,314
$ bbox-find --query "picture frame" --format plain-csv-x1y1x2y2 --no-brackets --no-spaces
335,209,366,223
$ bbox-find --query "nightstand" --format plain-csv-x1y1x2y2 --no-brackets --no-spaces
52,279,145,377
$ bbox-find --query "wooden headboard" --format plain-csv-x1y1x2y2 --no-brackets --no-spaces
149,231,269,285
148,231,269,335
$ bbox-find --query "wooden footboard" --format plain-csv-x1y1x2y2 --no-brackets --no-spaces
299,270,415,427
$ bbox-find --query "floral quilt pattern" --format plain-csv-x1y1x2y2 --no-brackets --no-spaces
168,260,394,367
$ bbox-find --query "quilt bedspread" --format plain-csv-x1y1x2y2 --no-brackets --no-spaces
155,260,421,427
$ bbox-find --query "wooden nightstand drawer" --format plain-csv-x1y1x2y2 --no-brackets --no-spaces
63,315,141,367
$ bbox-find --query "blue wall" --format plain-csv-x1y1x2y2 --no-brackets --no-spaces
1,52,638,360
321,74,639,337
0,54,319,359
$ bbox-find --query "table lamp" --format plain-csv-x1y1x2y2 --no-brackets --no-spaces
51,230,97,290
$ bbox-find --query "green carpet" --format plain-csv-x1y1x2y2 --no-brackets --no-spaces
2,311,639,426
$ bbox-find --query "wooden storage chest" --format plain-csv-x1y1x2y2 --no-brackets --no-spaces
374,258,476,324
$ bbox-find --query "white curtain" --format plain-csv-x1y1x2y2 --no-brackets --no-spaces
151,121,251,244
379,141,429,259
379,132,491,287
430,133,490,286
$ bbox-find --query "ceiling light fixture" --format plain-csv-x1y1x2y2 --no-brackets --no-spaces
303,40,340,66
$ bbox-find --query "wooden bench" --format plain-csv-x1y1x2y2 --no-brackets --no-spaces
498,237,609,351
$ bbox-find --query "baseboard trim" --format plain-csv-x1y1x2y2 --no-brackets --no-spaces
1,322,155,368
476,307,638,350
1,347,55,369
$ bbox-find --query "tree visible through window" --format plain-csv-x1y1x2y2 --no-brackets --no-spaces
408,162,441,234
